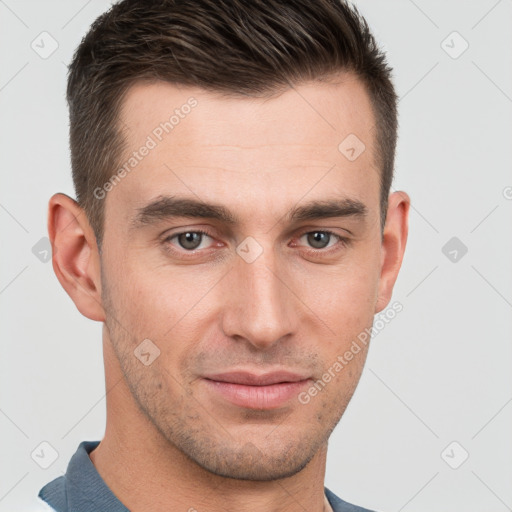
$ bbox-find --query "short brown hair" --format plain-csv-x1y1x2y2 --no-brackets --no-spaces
67,0,398,249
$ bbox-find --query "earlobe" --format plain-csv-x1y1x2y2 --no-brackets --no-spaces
47,193,106,322
375,191,410,314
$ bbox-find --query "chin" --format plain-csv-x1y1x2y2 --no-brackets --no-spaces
171,429,324,481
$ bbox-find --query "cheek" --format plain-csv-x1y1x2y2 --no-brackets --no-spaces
297,255,379,329
103,230,380,352
105,258,218,372
328,277,377,334
107,249,180,318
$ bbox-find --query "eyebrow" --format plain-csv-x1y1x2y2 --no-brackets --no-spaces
130,195,368,230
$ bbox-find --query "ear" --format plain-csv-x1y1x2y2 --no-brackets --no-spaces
47,193,105,322
375,191,410,313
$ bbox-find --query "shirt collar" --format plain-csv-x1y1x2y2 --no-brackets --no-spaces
42,440,342,512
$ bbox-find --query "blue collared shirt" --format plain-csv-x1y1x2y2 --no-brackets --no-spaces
38,441,377,512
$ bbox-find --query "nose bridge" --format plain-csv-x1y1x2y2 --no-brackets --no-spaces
222,238,295,349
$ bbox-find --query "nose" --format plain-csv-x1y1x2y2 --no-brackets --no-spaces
220,242,296,351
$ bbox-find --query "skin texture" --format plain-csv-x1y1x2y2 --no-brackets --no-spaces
48,73,410,512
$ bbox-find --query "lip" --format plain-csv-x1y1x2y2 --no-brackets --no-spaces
202,370,312,409
203,370,310,386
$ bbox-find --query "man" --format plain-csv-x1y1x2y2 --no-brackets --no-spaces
39,0,410,510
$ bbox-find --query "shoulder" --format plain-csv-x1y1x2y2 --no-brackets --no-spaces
325,487,380,512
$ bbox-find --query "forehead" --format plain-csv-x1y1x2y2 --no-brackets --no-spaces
107,75,379,227
119,74,376,156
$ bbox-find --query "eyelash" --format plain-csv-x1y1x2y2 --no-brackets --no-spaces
162,228,350,257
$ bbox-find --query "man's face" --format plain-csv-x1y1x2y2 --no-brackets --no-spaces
100,75,383,480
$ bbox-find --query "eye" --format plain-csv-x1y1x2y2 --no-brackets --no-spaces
164,230,214,251
296,230,348,251
162,228,349,258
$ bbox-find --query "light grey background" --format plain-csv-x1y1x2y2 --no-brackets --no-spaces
1,1,511,511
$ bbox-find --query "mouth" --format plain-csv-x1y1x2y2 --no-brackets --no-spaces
201,370,312,410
